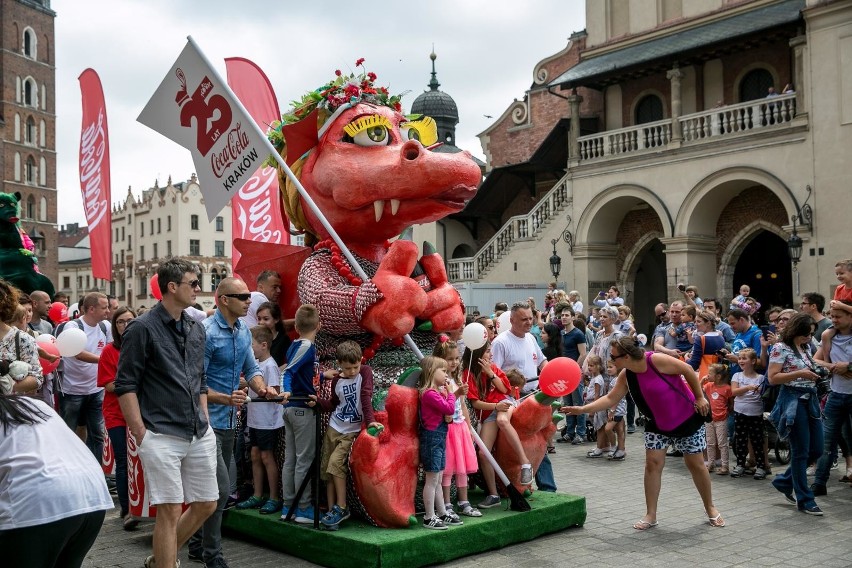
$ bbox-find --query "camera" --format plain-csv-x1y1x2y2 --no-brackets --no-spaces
814,366,830,379
677,283,686,292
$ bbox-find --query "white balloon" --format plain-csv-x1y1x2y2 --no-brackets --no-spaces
68,303,80,318
462,322,488,350
496,311,511,334
56,327,87,357
36,333,56,345
637,333,648,346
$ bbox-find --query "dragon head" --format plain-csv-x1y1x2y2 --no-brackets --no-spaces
0,192,22,224
268,60,480,252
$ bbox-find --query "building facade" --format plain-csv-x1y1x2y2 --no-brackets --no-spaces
0,0,57,282
59,175,233,311
449,0,852,332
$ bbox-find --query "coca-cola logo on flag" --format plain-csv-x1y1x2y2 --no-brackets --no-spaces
79,111,109,230
236,166,283,244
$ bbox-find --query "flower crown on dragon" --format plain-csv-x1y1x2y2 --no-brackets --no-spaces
265,58,438,167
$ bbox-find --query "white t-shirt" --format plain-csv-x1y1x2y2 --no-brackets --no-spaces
248,357,283,430
60,319,112,395
0,399,113,529
732,372,764,416
329,372,368,435
491,331,545,394
241,291,269,328
586,374,605,403
185,306,208,323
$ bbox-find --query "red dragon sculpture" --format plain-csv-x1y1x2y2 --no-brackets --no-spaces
235,60,548,528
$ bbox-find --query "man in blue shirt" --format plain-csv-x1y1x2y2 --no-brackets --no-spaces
189,277,269,568
725,308,763,374
558,308,588,444
703,298,735,343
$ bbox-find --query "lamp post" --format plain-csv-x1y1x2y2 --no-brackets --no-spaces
788,186,813,296
549,238,561,282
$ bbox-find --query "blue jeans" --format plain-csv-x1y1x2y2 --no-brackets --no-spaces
562,383,587,439
107,426,129,516
814,391,852,487
535,454,557,492
58,390,105,464
772,398,823,509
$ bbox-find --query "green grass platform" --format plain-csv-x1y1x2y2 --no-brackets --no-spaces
223,491,586,568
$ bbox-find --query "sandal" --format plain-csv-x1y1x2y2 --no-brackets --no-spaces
633,519,658,531
708,513,725,528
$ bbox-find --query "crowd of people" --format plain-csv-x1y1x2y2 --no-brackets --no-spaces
1,257,852,566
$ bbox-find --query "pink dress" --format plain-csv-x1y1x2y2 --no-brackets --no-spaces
445,379,478,475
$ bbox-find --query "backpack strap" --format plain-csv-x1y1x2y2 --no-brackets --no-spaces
15,330,21,361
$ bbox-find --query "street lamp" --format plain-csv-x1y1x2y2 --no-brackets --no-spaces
787,230,803,271
549,238,561,281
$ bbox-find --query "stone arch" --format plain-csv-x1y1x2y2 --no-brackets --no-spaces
717,220,788,304
576,184,674,244
619,231,666,334
732,62,780,103
675,166,799,237
629,88,669,124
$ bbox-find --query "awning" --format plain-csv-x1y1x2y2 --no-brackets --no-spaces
550,0,804,90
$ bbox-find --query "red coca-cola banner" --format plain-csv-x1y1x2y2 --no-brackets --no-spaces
78,69,112,280
225,57,289,265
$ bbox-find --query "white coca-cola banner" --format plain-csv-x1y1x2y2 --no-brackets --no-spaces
225,57,289,265
137,39,270,222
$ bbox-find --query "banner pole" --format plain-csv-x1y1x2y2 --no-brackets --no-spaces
186,36,424,360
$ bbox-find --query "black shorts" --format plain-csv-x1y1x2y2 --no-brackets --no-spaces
248,427,280,451
612,416,624,423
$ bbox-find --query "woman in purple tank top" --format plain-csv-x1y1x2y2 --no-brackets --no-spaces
562,336,724,530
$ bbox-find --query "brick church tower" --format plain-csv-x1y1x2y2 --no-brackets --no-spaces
0,0,57,284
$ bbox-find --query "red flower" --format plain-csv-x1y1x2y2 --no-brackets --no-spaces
367,72,377,82
393,101,402,111
335,69,342,77
356,57,365,67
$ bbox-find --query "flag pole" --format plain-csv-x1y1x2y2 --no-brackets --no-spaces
186,36,424,359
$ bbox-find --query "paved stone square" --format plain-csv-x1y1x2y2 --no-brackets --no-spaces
84,432,852,567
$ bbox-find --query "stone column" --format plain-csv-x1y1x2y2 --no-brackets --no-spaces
659,236,718,303
789,35,807,115
667,65,684,145
568,91,583,166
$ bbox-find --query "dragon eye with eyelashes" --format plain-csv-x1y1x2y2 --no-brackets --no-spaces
399,116,438,147
343,115,393,146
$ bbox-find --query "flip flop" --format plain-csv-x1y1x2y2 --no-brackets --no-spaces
633,519,658,531
708,513,725,528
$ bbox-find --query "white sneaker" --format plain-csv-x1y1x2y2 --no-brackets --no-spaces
806,465,816,476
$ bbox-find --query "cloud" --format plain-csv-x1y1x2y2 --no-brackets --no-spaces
54,0,585,224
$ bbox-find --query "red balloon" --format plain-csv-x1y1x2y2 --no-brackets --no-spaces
48,302,68,324
150,274,162,300
39,342,61,374
539,357,582,397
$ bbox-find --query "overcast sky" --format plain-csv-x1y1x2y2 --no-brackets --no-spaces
54,0,586,225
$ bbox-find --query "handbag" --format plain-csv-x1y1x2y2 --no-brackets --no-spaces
647,356,712,424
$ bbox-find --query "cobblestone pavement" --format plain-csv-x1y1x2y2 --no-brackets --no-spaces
84,431,852,567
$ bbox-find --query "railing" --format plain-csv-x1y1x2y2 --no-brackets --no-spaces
680,93,797,142
447,177,570,282
578,118,672,160
577,93,798,161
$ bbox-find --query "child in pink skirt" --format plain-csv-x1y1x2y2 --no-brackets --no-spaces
433,338,481,517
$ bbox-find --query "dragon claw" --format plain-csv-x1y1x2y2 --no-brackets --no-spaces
422,241,436,256
398,226,413,241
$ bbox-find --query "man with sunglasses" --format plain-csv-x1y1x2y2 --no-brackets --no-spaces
117,259,217,568
188,277,271,568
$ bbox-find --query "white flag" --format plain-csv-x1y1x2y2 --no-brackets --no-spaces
137,39,269,221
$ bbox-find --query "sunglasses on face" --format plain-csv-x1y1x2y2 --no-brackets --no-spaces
220,293,251,301
610,352,628,361
179,280,201,289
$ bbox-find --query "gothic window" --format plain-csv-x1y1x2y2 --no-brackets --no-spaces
25,156,35,183
23,28,36,59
